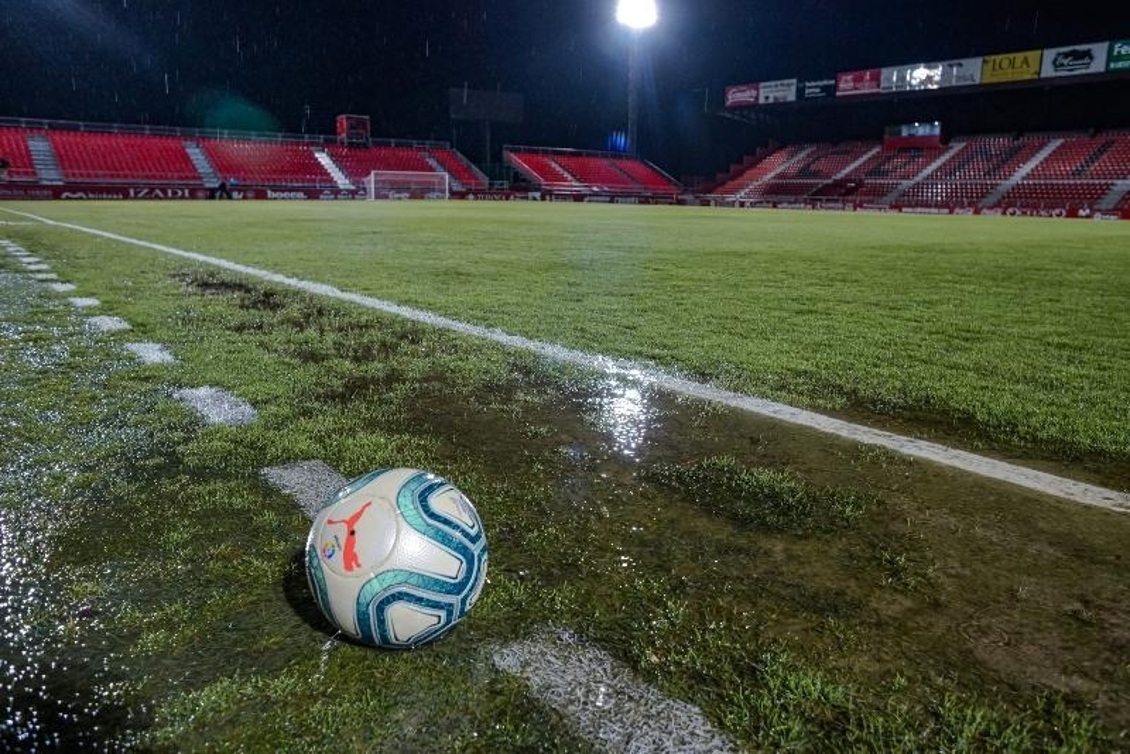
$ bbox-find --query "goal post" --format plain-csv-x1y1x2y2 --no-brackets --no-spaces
365,170,450,200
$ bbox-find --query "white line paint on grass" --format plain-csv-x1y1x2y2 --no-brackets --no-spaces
46,282,77,293
4,207,1127,512
173,387,257,426
31,273,59,281
22,263,50,271
18,256,42,265
261,461,348,520
122,342,177,365
494,627,738,754
68,297,101,309
86,315,131,333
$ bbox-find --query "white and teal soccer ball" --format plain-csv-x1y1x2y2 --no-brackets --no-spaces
305,468,488,649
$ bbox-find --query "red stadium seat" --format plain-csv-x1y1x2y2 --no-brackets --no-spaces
50,132,200,184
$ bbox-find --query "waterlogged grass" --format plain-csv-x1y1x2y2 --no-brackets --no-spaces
1,225,1128,751
4,201,1130,471
644,456,875,534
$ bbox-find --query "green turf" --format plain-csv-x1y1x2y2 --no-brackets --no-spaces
2,215,1129,751
5,201,1130,475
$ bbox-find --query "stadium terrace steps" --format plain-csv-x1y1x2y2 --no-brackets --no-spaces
723,146,813,199
428,148,488,191
325,144,443,187
314,148,354,190
26,133,63,184
1098,180,1130,210
882,142,968,204
422,152,459,191
980,138,1064,208
183,141,220,187
831,145,883,180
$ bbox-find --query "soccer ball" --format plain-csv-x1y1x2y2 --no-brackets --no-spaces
305,468,488,649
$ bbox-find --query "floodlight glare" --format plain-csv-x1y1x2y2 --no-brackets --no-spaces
616,0,658,30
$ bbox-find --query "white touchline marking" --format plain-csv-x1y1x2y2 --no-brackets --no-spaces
261,460,348,521
86,315,132,333
3,207,1127,513
172,386,257,426
68,297,101,309
46,282,77,293
122,342,177,365
494,627,738,753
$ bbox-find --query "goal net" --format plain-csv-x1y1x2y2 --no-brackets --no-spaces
365,170,450,201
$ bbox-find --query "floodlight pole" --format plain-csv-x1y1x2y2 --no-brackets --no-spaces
627,31,642,156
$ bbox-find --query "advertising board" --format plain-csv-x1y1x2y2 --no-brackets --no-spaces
1041,42,1109,77
981,50,1042,84
802,79,836,99
881,63,943,92
836,69,882,96
938,57,983,87
724,83,759,108
758,79,798,104
1107,39,1130,72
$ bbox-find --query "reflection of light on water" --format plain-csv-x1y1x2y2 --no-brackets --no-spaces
594,379,653,459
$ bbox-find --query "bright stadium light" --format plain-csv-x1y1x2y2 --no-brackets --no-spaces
616,0,658,155
616,0,658,31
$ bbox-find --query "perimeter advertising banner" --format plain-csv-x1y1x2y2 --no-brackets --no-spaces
1107,39,1130,71
981,50,1042,84
759,79,798,104
802,79,837,99
938,57,982,87
1041,42,1109,78
724,83,760,108
881,63,943,92
836,69,882,96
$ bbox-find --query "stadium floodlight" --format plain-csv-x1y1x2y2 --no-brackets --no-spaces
616,0,658,155
616,0,658,30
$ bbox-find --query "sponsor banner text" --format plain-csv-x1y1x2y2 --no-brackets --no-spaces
758,79,798,104
981,50,1042,84
836,69,882,96
724,83,759,108
1041,41,1109,78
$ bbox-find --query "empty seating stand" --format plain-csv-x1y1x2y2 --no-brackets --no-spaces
325,145,439,187
0,128,39,181
49,132,200,183
505,149,680,196
710,132,1130,211
429,148,487,190
201,139,332,187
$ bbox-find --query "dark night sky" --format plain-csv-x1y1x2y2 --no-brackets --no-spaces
2,1,1129,178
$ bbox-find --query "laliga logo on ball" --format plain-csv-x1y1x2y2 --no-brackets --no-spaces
305,469,489,649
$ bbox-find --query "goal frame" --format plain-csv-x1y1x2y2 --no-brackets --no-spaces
365,170,450,201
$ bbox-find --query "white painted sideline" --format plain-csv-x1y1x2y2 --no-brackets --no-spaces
494,627,737,753
3,207,1127,513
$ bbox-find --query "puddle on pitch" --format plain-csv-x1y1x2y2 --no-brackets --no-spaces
0,272,145,750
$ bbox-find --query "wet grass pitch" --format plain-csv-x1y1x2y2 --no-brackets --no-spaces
1,202,1128,751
